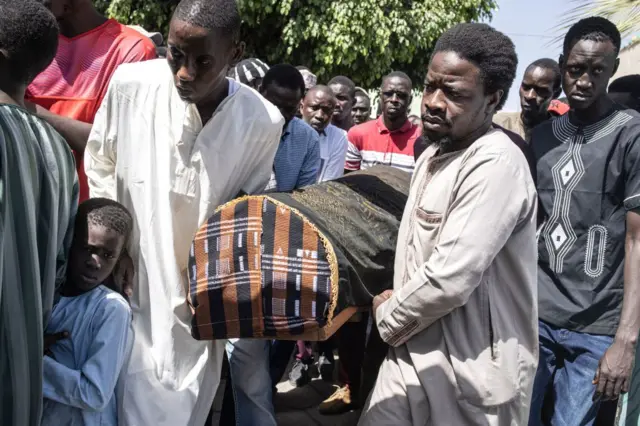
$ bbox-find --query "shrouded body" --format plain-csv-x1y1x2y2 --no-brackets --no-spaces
188,166,411,340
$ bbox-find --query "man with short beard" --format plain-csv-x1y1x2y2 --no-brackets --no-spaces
360,23,537,425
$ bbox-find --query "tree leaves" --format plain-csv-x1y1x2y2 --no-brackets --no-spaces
96,0,496,89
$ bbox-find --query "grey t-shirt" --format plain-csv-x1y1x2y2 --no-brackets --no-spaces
534,107,640,336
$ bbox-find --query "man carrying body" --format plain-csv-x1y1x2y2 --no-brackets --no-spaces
328,76,356,131
260,64,320,192
353,87,372,125
84,1,284,424
300,85,348,182
529,17,640,426
27,0,156,202
494,58,565,142
360,23,538,425
345,71,420,174
1,2,78,425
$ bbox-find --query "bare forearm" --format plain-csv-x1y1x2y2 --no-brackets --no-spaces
36,106,92,153
616,236,640,345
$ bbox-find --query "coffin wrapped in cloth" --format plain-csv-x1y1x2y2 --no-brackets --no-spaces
188,165,410,340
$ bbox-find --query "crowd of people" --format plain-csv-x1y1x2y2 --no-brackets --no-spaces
2,0,640,425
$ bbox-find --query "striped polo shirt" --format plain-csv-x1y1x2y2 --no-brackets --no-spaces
345,116,420,173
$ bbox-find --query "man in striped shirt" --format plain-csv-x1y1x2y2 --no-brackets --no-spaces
345,71,421,174
1,2,78,425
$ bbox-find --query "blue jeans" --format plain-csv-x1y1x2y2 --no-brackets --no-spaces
528,320,613,426
225,339,277,426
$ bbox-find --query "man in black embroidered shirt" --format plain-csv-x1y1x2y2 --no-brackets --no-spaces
529,17,640,426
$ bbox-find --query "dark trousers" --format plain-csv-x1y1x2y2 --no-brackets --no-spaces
337,312,388,402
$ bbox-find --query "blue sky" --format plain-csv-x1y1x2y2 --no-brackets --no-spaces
488,0,575,111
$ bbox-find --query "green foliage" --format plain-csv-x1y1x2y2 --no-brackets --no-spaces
96,0,497,89
554,0,640,45
95,0,176,35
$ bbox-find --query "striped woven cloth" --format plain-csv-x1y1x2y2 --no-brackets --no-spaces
188,196,338,340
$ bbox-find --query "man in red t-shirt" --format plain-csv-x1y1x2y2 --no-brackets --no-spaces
26,0,157,201
345,71,421,174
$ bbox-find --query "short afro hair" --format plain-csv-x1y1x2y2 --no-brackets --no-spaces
609,75,640,97
75,198,134,241
328,76,356,100
0,0,59,85
432,23,518,111
382,71,413,88
563,17,621,56
173,0,241,41
527,58,562,95
609,75,640,111
261,64,305,95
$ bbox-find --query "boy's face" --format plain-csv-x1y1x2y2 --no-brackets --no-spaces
67,222,126,292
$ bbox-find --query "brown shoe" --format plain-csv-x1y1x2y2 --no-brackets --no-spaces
318,385,359,415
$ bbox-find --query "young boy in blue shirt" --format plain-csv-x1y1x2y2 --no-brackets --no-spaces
41,198,133,426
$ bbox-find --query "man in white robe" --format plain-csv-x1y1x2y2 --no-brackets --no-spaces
84,0,284,424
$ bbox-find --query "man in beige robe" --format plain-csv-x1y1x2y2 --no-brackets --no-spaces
493,58,567,142
360,23,538,426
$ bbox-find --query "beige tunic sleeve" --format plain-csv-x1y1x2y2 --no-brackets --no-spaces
376,151,533,346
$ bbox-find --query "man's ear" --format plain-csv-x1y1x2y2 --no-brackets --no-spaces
612,57,620,78
558,54,565,70
231,41,245,65
486,89,503,115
